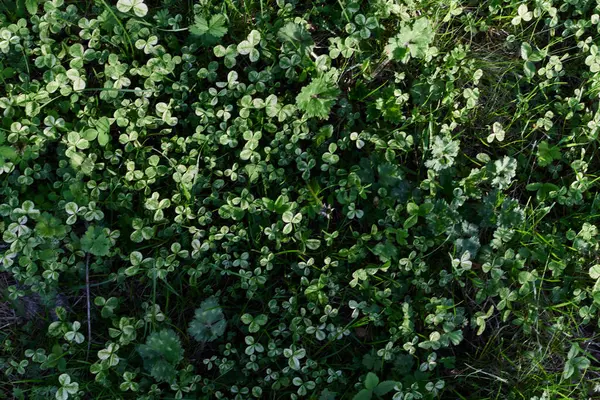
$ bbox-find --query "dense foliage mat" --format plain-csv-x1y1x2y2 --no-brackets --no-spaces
1,0,600,399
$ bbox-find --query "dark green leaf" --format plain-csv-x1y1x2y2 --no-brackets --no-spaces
25,0,38,14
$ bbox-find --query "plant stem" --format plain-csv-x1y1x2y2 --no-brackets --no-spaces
85,252,92,360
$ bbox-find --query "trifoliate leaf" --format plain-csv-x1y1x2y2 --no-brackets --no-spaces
536,140,561,167
95,117,111,146
116,0,147,17
487,122,505,143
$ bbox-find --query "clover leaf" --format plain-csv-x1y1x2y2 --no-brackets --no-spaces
536,141,561,167
56,374,79,400
241,313,268,333
237,30,261,62
116,0,148,17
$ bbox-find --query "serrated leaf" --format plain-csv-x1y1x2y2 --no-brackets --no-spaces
278,22,313,51
81,226,111,257
136,329,183,383
446,329,463,345
191,14,227,38
188,297,227,342
0,146,17,160
385,17,434,62
296,73,340,120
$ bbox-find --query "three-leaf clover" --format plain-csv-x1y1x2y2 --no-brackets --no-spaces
463,87,479,109
404,201,434,229
282,211,302,234
322,143,340,164
64,321,85,344
474,305,495,335
244,336,265,355
563,344,590,379
119,371,139,392
352,372,399,400
98,343,120,368
135,35,158,54
240,313,268,333
95,296,120,318
0,29,19,53
237,30,261,62
130,218,154,243
526,182,559,202
64,202,80,225
213,44,238,68
585,45,600,73
536,140,561,167
487,122,505,143
347,203,363,219
511,4,532,25
56,374,79,400
66,69,85,91
8,359,29,375
116,0,148,17
451,251,472,276
283,346,306,370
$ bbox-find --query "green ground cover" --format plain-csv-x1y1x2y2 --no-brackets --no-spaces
1,0,600,398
